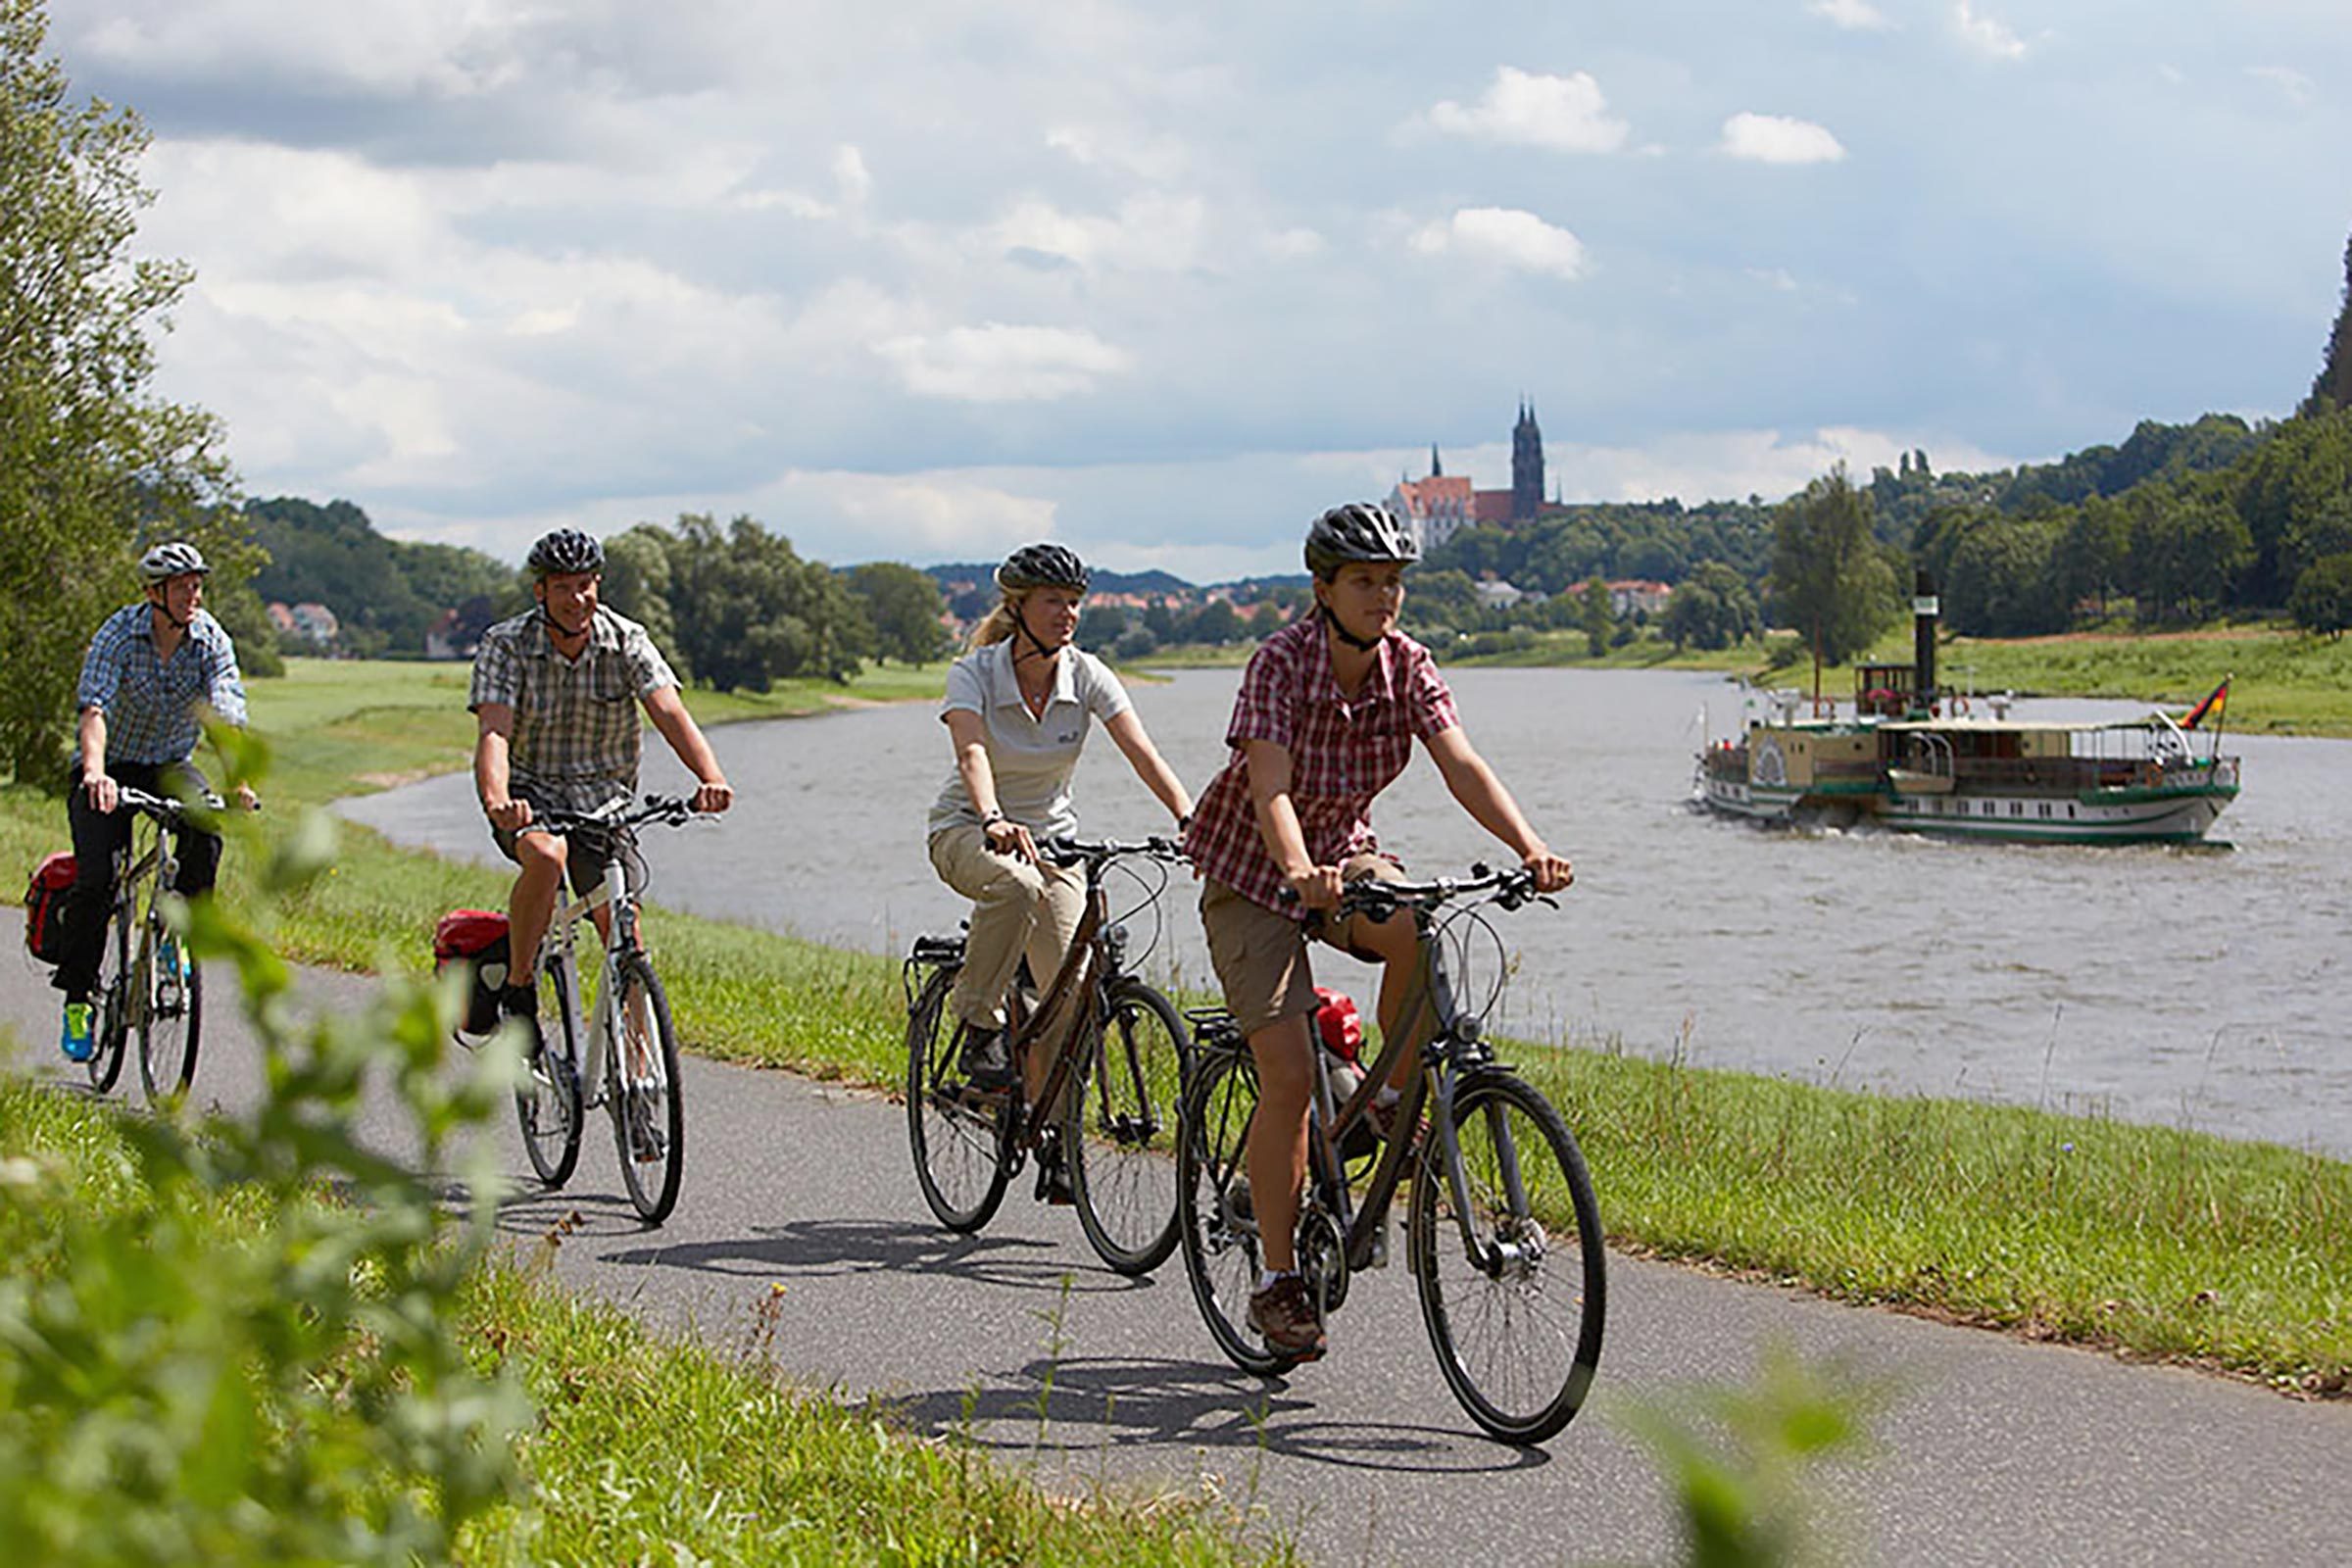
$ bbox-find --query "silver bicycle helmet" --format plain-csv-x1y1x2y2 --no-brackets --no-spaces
1303,503,1419,578
526,527,605,577
138,541,212,584
996,542,1091,594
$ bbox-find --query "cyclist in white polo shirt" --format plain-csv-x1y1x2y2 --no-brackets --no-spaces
925,544,1192,1200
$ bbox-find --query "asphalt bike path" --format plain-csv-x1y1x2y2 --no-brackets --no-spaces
5,917,2347,1566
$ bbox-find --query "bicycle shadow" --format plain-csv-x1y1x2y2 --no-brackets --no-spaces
595,1215,1163,1295
872,1353,1546,1476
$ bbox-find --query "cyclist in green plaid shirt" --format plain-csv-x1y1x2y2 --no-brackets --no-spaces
469,528,733,1041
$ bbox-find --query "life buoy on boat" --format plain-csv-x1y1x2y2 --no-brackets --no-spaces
1952,695,1972,716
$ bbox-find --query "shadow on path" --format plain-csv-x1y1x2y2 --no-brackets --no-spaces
874,1353,1548,1476
596,1215,1163,1295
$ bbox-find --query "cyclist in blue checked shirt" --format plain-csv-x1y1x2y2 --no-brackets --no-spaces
54,542,259,1061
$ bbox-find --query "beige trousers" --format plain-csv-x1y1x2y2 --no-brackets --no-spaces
927,823,1087,1034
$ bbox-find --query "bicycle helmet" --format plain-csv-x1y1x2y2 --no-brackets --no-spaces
1303,503,1419,578
527,527,605,577
138,541,212,584
996,543,1091,594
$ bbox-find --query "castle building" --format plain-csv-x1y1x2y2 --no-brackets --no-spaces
1385,404,1548,554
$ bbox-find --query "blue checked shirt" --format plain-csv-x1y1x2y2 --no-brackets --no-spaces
75,605,250,766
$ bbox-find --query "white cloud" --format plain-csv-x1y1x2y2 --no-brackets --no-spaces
1719,112,1847,165
1410,208,1589,279
2246,66,2316,107
1413,67,1630,153
1952,2,2028,61
1045,123,1191,182
1748,268,1800,292
778,470,1057,554
1262,226,1326,261
1808,0,1892,30
875,323,1134,402
979,192,1207,273
831,144,873,209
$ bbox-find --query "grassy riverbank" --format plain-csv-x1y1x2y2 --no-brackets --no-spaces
0,1074,1281,1566
4,657,2345,1396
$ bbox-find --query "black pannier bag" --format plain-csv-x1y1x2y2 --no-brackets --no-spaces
24,853,75,964
432,908,512,1040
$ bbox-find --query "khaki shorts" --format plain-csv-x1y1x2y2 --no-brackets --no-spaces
1199,854,1397,1036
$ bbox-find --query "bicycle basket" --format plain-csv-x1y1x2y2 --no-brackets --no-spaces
23,853,74,965
432,909,511,1038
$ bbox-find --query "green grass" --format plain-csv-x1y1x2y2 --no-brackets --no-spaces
8,657,2348,1397
0,1076,1283,1567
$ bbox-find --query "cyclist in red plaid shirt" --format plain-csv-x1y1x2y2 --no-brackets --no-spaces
1180,502,1575,1359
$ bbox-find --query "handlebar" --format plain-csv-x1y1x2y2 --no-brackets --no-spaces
1278,862,1549,919
1036,834,1188,869
115,786,228,819
524,793,706,837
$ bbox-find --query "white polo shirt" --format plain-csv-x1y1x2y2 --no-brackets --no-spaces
926,639,1133,840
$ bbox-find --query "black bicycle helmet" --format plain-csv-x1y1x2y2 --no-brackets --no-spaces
996,542,1091,594
527,527,605,577
1303,503,1419,577
138,541,212,584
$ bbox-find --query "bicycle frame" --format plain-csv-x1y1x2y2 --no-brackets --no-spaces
536,852,642,1106
1298,891,1529,1279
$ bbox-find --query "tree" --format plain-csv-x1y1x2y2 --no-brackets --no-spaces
600,525,683,672
1661,563,1761,651
847,561,951,665
1945,516,2065,636
2125,491,2251,622
1,0,240,780
660,514,871,690
1577,575,1613,658
2289,552,2352,639
2305,224,2352,416
1770,466,1897,669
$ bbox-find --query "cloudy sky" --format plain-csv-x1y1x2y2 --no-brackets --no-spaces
51,0,2352,579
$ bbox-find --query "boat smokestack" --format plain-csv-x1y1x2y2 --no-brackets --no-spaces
1914,569,1938,713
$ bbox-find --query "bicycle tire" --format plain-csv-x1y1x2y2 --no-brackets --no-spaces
1408,1068,1606,1445
134,908,202,1103
515,958,585,1189
1177,1046,1307,1375
1066,978,1189,1276
611,959,685,1224
906,963,1011,1232
86,900,131,1094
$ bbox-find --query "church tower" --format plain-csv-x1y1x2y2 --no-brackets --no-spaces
1511,401,1544,522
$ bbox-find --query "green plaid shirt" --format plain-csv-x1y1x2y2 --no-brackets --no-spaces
468,608,679,814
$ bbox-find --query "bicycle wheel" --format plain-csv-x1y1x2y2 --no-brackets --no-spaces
1408,1069,1606,1445
134,908,202,1103
86,900,131,1094
906,964,1011,1232
1066,979,1189,1275
515,958,584,1189
611,959,685,1224
1177,1046,1304,1375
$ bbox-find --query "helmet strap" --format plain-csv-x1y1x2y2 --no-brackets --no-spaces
1317,598,1384,653
1009,600,1062,664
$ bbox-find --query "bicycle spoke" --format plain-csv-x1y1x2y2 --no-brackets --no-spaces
906,965,1011,1232
1066,982,1188,1275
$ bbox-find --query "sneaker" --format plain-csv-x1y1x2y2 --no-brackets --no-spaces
1247,1273,1327,1359
158,935,188,983
60,1001,95,1063
956,1023,1013,1090
1034,1139,1074,1205
500,982,543,1059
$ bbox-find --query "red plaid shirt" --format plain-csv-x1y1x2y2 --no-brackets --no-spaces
1182,615,1459,916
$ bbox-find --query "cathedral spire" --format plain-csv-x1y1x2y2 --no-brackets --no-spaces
1430,442,1443,477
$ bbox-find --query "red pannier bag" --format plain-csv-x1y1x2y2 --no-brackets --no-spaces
24,853,75,964
432,909,512,1039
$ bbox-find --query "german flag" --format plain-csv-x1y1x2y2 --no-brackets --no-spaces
2180,676,2230,731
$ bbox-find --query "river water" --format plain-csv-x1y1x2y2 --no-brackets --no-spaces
342,667,2350,1157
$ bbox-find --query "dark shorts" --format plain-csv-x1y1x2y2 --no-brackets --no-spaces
490,801,620,899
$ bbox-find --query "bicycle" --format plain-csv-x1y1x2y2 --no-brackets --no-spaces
510,794,703,1224
904,835,1194,1275
79,786,218,1103
1176,864,1607,1445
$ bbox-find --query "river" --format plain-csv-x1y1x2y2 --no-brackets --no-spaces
341,666,2350,1158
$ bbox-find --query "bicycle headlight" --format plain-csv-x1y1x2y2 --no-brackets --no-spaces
1102,921,1129,965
